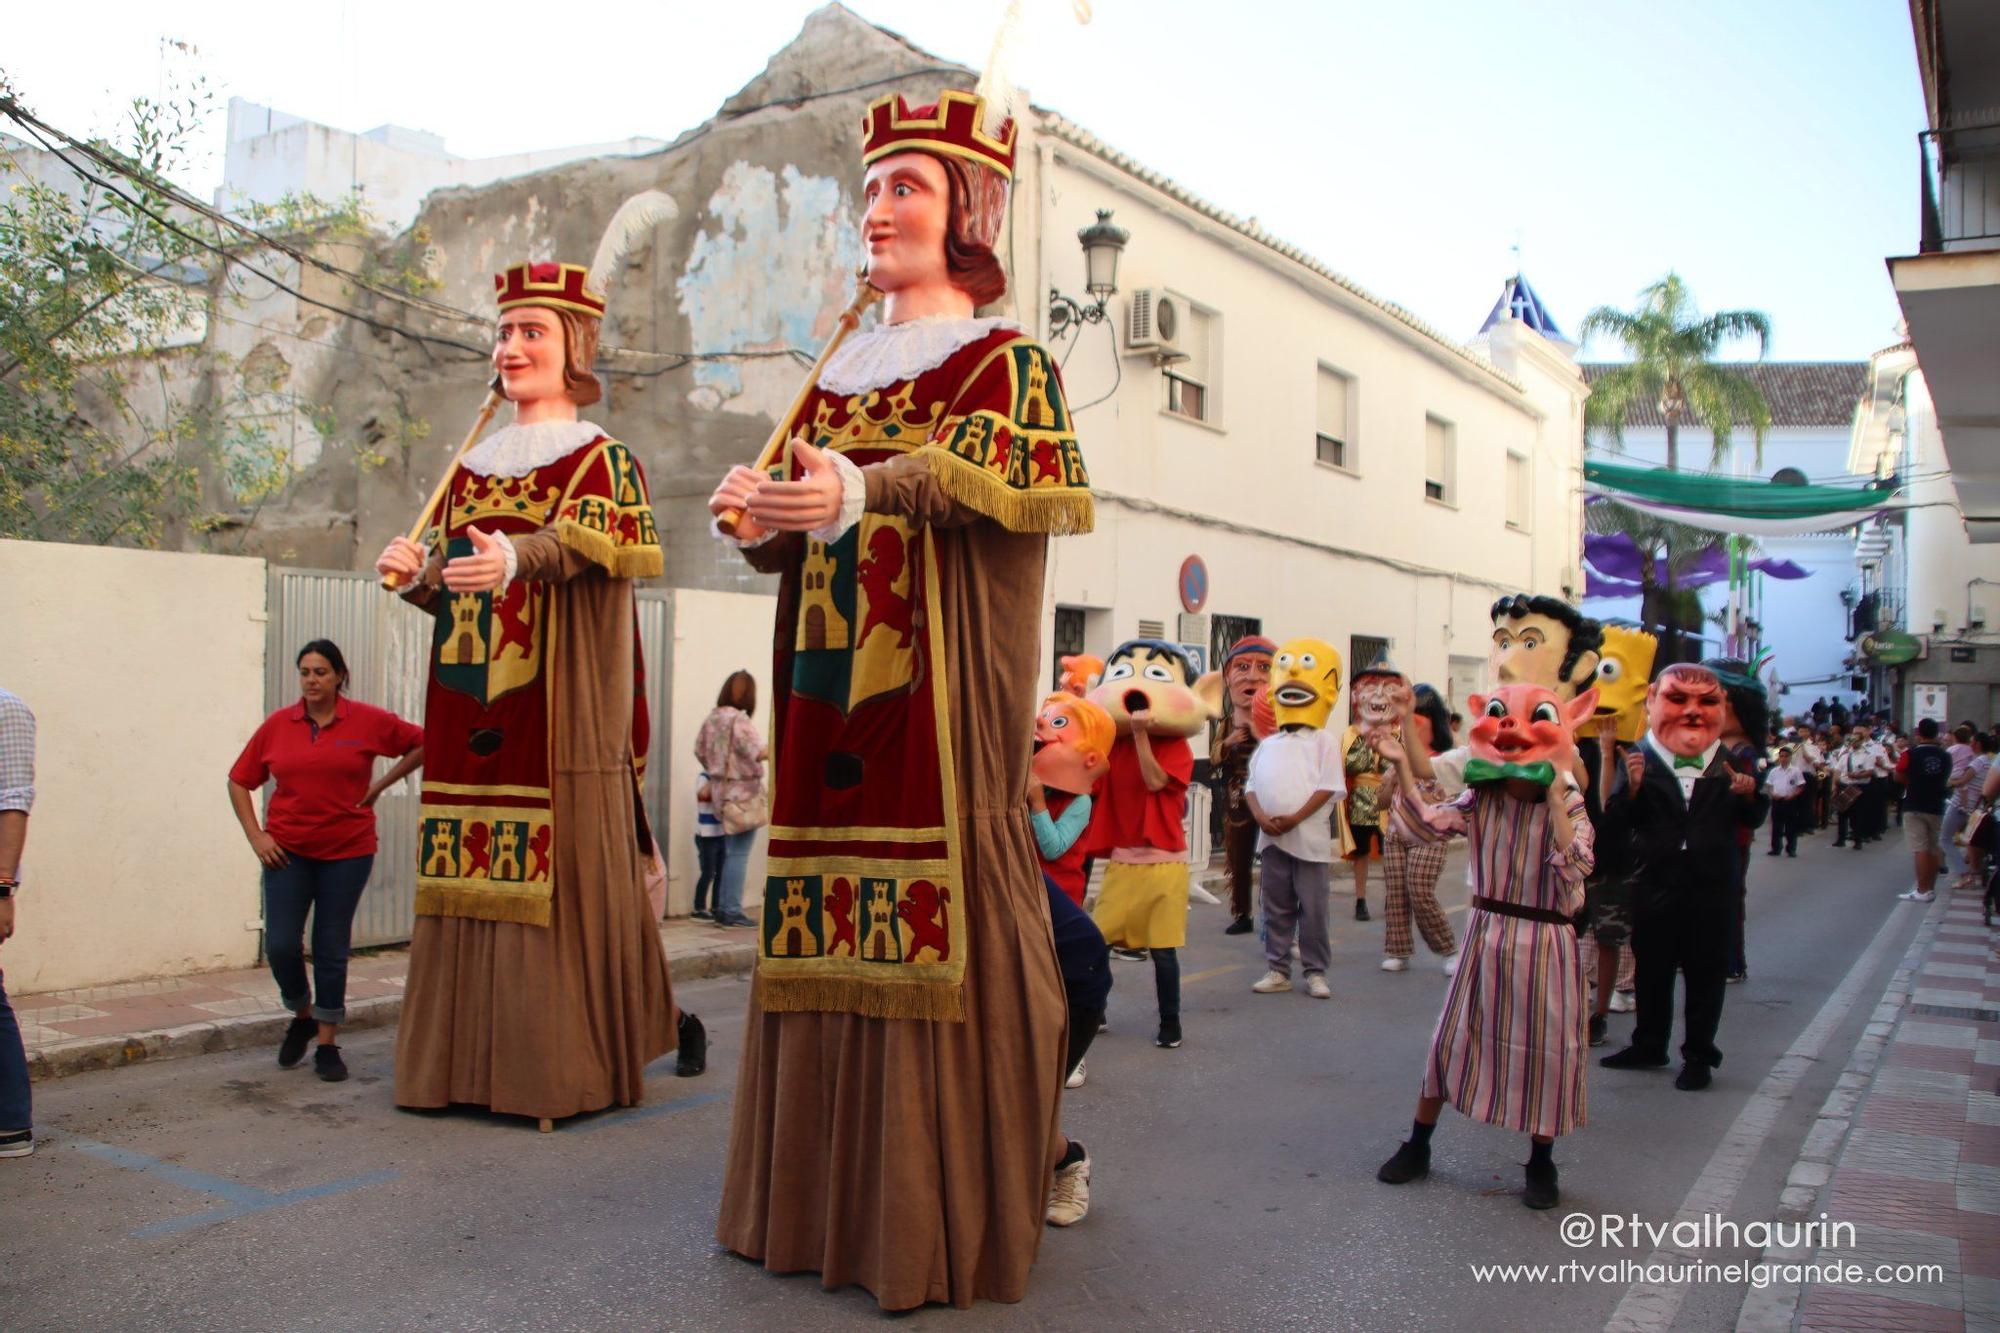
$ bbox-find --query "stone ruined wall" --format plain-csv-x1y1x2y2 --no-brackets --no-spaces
225,5,971,593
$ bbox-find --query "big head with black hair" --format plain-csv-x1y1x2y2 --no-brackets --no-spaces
1698,657,1770,749
1489,593,1604,702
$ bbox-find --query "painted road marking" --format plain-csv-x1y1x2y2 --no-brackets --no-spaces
566,1092,724,1135
1602,899,1917,1332
58,1132,400,1239
1181,964,1246,987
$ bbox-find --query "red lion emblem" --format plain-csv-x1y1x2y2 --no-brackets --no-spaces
527,825,552,881
459,823,492,879
856,527,915,650
826,877,858,958
1032,439,1061,483
896,880,952,963
491,586,536,661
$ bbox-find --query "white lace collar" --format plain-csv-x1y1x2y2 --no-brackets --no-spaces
818,315,1024,396
460,419,603,478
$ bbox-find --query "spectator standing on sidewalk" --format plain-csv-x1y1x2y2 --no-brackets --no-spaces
0,687,35,1158
693,671,767,930
1766,746,1808,857
1945,731,1990,888
1896,719,1953,904
228,641,425,1082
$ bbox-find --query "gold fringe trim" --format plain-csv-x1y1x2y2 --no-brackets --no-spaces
918,448,1096,536
551,517,665,580
755,972,967,1023
415,884,552,927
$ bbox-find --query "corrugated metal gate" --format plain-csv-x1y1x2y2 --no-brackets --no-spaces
263,569,670,949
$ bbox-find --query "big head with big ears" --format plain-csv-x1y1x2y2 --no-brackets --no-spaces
1350,662,1413,740
1268,637,1343,733
1032,692,1115,795
1087,640,1223,739
1466,683,1600,775
1645,663,1729,759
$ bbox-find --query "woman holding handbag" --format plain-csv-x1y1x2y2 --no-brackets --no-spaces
695,671,767,928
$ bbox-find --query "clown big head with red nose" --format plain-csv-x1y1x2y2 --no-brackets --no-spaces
1645,664,1728,759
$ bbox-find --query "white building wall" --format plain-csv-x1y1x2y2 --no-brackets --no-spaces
1027,140,1582,699
1583,422,1868,709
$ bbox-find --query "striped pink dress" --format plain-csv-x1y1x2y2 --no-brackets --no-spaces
1393,778,1594,1138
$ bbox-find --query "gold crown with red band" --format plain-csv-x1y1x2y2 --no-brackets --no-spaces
493,262,606,319
861,90,1016,181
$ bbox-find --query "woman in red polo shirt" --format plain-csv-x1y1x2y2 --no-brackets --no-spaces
227,640,424,1082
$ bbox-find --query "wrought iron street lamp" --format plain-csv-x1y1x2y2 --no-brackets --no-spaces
1047,209,1129,342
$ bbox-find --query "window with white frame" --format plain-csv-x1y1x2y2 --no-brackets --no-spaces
1163,302,1219,425
1424,414,1455,505
1316,364,1354,470
1506,450,1531,529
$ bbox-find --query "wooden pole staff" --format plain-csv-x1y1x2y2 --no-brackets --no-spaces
381,388,504,589
715,270,882,537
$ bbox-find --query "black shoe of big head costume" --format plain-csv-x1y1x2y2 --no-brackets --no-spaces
1522,1160,1560,1210
676,1012,708,1078
1675,1061,1713,1091
1377,1140,1431,1184
314,1044,349,1082
1224,916,1254,936
278,1015,316,1069
1600,1046,1670,1069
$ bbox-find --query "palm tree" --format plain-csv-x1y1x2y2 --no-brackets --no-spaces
1581,273,1774,472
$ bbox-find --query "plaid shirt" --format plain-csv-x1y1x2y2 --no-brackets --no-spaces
0,687,33,814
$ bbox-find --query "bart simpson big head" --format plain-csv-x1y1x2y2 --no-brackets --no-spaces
1269,637,1343,732
1592,625,1658,742
1088,640,1222,739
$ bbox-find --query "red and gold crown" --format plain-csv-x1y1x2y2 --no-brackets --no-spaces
861,90,1016,181
493,262,606,319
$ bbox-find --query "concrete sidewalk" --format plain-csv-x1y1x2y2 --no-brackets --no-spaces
17,918,758,1082
1740,877,2000,1331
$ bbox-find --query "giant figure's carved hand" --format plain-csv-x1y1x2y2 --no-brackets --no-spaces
745,440,844,533
376,536,425,582
443,525,508,592
709,465,769,542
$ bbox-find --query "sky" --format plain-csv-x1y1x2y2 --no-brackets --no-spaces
1,0,1926,362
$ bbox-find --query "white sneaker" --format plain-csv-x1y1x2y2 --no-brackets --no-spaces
1609,989,1633,1013
1046,1152,1091,1226
1902,889,1936,903
1442,953,1460,978
1065,1058,1087,1089
1305,972,1332,999
1380,956,1408,973
1251,969,1293,994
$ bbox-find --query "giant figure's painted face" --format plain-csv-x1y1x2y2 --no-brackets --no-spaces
1592,625,1658,742
1467,684,1599,769
1223,639,1275,716
1645,665,1727,758
1491,610,1600,701
1088,641,1222,739
492,306,569,405
1269,638,1343,732
1350,668,1411,737
1031,693,1114,795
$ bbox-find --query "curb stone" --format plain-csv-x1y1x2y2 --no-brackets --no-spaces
25,940,758,1084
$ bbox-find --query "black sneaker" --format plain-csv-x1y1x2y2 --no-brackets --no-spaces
1523,1160,1560,1210
1154,1019,1182,1049
1111,947,1149,963
1223,916,1254,936
278,1015,316,1069
1588,1014,1608,1047
1376,1140,1430,1184
1725,971,1747,984
314,1044,349,1082
0,1128,33,1159
690,908,713,921
675,1012,708,1078
1674,1061,1713,1091
1354,899,1371,922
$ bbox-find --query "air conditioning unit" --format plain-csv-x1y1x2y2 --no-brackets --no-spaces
1126,287,1192,362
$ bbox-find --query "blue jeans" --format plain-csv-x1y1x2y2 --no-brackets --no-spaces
715,830,758,922
693,835,724,913
0,965,28,1131
263,853,374,1023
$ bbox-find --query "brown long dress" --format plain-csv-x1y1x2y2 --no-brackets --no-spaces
715,454,1069,1310
394,534,678,1121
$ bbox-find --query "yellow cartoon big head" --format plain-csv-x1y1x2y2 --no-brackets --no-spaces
1269,637,1342,732
1592,625,1658,743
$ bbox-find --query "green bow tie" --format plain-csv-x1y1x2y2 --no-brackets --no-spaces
1673,754,1707,772
1462,757,1557,786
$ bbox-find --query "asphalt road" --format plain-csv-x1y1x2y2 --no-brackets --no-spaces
0,830,1929,1331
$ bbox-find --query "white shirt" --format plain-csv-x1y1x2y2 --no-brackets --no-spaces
1831,745,1875,785
1767,763,1807,799
1645,731,1720,801
1246,727,1347,863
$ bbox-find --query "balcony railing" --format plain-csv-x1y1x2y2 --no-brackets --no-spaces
1920,123,2000,253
